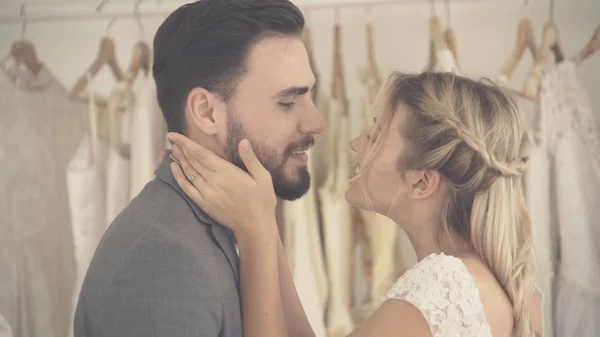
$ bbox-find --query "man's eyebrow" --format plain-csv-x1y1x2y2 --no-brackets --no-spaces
274,86,310,98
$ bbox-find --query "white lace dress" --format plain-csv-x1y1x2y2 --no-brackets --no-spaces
540,61,600,337
385,253,493,337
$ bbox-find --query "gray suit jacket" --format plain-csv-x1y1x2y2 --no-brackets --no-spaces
73,157,242,337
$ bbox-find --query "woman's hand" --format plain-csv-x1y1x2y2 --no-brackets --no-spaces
167,132,278,241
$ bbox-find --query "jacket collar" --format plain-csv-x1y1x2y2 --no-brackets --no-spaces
154,156,240,284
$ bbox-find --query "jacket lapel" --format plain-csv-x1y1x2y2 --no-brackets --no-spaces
208,224,240,284
155,156,240,285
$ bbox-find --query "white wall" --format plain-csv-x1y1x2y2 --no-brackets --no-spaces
0,0,598,132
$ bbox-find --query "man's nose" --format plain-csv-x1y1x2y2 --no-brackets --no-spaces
299,104,325,135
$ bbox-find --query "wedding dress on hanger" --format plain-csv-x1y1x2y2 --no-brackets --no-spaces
320,23,355,337
319,98,354,337
66,72,108,337
0,55,82,337
281,143,329,337
104,70,137,224
517,96,555,337
541,61,600,337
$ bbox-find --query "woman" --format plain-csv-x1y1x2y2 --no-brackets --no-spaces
167,72,544,337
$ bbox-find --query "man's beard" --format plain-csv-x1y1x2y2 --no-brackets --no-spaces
225,109,313,201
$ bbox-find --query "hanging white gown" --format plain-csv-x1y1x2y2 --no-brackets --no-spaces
433,49,459,73
129,76,168,199
66,73,108,337
425,37,459,75
540,61,600,337
0,57,82,337
281,147,329,337
104,77,135,225
319,99,355,337
518,96,556,337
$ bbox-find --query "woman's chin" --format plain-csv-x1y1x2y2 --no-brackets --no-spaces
344,188,363,209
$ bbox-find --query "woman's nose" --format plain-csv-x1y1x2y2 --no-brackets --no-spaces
349,135,362,153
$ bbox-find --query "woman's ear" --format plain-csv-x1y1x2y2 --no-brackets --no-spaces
407,170,442,200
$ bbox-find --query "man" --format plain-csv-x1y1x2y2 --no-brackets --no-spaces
73,1,324,336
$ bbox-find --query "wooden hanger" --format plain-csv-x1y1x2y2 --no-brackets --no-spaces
362,22,383,101
363,5,378,76
443,0,458,64
570,24,600,65
365,23,378,73
123,41,151,85
431,16,448,55
425,0,441,71
500,18,537,81
9,11,43,76
69,36,123,101
123,0,151,85
523,22,559,98
521,0,568,98
425,16,446,72
332,22,348,113
10,39,43,76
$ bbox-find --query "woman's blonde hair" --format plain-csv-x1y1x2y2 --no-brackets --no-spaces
356,72,536,337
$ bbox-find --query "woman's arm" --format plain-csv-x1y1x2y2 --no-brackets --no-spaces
236,219,287,337
235,217,316,337
277,235,316,337
236,221,316,337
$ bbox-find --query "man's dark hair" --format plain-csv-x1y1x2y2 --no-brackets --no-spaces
153,0,305,134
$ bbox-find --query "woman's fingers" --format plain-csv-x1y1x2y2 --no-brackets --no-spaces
172,147,206,187
238,139,270,181
171,144,213,182
170,162,206,204
168,132,219,172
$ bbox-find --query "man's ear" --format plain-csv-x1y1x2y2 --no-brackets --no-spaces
186,87,222,136
407,169,442,200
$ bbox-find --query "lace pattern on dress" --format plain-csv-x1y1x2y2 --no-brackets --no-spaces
384,253,493,337
540,60,600,181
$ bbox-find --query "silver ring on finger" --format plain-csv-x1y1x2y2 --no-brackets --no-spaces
188,171,199,184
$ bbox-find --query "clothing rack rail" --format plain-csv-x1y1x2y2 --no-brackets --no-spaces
0,0,502,24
